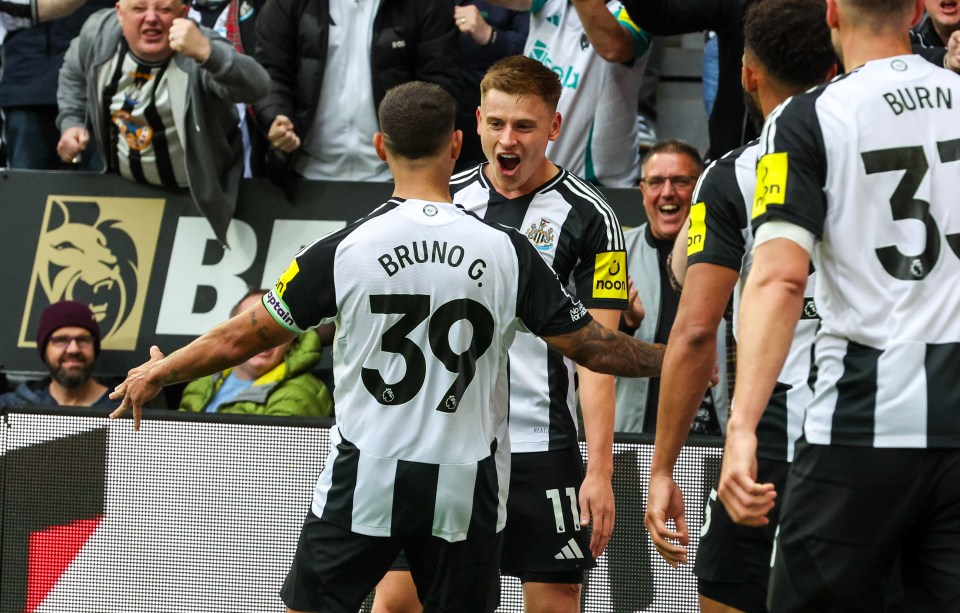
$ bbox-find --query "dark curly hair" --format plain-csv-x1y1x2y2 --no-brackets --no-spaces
744,0,836,90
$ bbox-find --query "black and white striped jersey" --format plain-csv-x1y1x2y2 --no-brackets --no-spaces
688,140,818,462
451,164,628,453
753,54,960,448
263,199,592,541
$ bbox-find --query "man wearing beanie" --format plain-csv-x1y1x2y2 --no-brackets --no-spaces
0,301,112,407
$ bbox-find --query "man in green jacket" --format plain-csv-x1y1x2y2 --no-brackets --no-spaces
179,289,332,417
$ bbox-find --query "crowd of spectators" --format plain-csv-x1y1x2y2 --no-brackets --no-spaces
0,0,957,399
1,0,959,419
4,1,960,610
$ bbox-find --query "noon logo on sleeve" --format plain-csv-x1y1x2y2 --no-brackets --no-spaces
592,251,627,299
753,152,788,219
688,202,707,256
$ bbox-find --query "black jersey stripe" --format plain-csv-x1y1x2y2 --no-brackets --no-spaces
546,347,576,451
562,176,623,251
830,341,882,446
926,343,960,444
140,63,178,187
757,382,791,458
319,434,360,526
563,173,624,251
392,459,439,537
467,440,500,537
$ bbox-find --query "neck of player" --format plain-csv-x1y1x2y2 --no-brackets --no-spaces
388,158,455,204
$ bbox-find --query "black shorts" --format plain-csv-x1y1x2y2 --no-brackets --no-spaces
769,442,960,613
694,458,789,613
500,446,595,583
282,510,503,613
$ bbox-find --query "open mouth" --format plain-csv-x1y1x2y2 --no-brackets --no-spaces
942,0,958,15
497,153,520,173
141,27,163,41
659,204,681,217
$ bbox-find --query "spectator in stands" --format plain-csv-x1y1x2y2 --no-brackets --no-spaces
452,1,528,171
915,0,960,47
189,0,268,177
0,0,111,171
0,0,91,30
491,0,652,187
54,0,270,245
253,0,460,187
616,140,725,435
0,301,113,408
178,289,333,417
618,0,751,161
591,139,724,612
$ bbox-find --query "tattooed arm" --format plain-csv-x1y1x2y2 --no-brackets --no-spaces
543,320,665,378
110,301,296,430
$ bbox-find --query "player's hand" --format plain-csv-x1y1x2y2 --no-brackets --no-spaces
709,356,721,388
57,126,90,163
453,4,493,46
109,345,166,431
644,472,689,567
579,470,615,557
717,425,776,526
947,30,960,73
268,115,301,153
169,18,211,62
622,276,645,329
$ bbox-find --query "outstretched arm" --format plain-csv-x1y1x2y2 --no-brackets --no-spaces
110,301,296,430
543,319,665,378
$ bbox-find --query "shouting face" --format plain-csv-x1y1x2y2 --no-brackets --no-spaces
477,88,562,199
639,152,701,241
116,0,187,63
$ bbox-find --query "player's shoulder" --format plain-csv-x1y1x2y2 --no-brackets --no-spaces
548,168,619,221
450,164,486,196
299,199,402,257
696,139,759,198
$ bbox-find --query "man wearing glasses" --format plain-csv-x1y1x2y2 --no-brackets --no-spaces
0,301,113,408
615,139,726,436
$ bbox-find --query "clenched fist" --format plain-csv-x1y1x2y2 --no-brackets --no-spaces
169,18,211,62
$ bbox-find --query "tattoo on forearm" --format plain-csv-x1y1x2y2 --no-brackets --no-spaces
576,321,665,377
249,310,269,341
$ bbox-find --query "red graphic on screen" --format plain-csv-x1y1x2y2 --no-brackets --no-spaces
26,515,103,613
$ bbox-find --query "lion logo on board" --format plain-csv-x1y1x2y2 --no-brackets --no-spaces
19,196,165,351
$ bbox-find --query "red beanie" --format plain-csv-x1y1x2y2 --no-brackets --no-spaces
35,301,102,358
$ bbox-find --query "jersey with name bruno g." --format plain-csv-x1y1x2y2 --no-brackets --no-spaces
753,54,960,449
688,140,818,462
451,164,627,453
263,200,591,542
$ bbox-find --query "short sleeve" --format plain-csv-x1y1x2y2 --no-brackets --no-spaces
752,93,829,238
263,233,340,333
688,160,749,271
571,198,629,311
509,229,594,337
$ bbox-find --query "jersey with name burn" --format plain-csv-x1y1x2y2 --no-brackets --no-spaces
688,140,818,462
263,199,592,541
451,164,627,453
752,54,960,449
